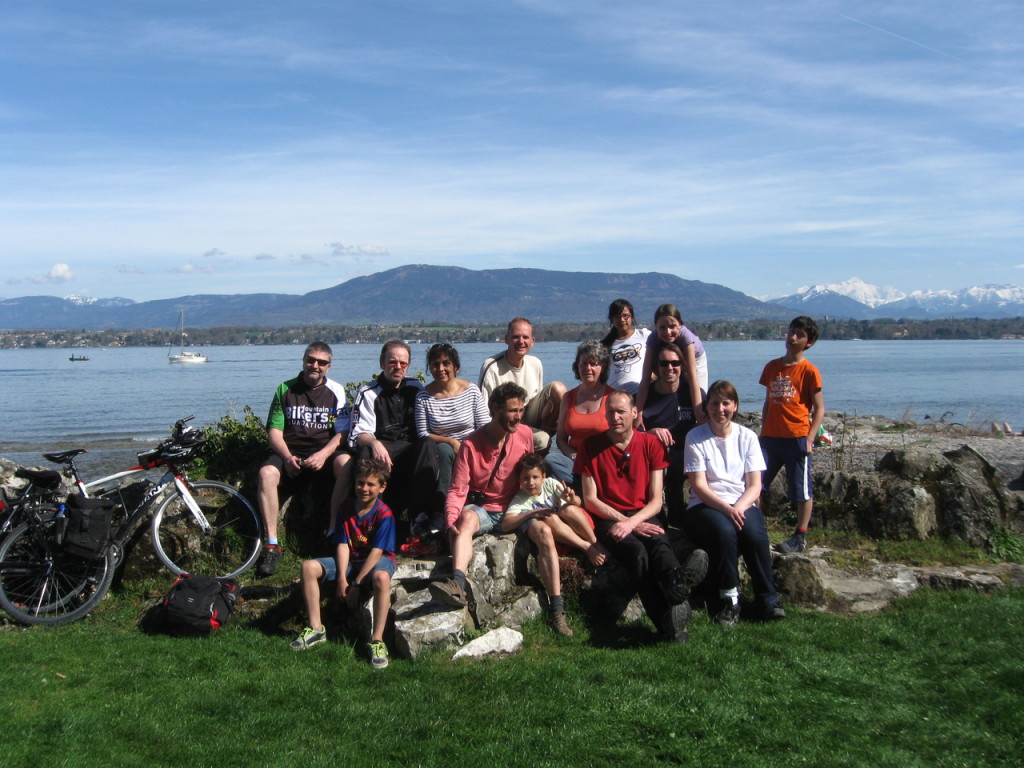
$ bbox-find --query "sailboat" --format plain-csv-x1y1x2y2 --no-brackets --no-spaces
167,309,209,364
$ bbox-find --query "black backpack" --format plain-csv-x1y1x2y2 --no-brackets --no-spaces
61,494,116,560
160,574,239,636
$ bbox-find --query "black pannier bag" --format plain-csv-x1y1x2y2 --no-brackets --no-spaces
61,493,116,560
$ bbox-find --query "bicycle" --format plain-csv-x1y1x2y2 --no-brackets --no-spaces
0,417,262,626
0,466,116,625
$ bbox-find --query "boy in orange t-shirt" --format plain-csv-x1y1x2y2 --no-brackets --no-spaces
759,316,824,554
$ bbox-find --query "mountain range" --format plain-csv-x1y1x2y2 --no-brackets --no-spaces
0,265,786,330
769,277,1024,320
1,266,1020,330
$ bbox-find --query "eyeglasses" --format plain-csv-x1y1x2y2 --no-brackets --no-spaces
305,356,331,367
386,359,410,368
616,313,633,320
658,359,682,368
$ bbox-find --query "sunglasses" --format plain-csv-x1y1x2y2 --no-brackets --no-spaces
658,359,682,368
305,356,331,367
617,451,632,476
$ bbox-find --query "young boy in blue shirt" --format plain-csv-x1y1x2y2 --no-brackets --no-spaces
290,458,396,669
759,316,825,554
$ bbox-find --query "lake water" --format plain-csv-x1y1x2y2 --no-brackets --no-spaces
2,339,1022,475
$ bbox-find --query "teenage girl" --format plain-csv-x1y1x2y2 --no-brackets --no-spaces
600,298,651,395
635,303,707,428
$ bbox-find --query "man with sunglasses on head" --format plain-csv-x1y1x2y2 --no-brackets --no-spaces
576,390,707,643
256,341,351,577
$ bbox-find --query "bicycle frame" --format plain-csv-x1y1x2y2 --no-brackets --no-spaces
73,461,216,552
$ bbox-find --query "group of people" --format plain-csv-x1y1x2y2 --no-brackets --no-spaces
255,304,824,668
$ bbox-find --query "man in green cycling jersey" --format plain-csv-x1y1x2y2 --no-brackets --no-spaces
256,341,351,577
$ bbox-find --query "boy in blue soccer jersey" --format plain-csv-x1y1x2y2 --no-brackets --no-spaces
290,459,396,669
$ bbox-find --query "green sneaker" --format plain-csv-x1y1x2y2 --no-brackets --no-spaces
368,640,390,669
289,626,327,651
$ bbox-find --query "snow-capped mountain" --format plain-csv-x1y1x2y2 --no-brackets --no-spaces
64,294,135,308
771,280,1024,319
882,285,1024,318
792,277,905,308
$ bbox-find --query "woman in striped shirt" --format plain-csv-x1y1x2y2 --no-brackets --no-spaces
415,343,489,506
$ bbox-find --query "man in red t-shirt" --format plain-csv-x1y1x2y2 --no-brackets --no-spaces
576,391,707,643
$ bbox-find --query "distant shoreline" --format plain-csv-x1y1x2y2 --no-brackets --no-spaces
3,316,1023,350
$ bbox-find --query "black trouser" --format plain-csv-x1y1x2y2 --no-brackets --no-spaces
595,514,681,632
357,436,440,516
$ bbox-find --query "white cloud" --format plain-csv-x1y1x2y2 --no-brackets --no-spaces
23,263,74,284
172,263,214,275
328,242,391,257
292,254,328,267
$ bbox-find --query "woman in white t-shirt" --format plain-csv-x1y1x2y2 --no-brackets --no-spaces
601,298,650,395
683,380,784,626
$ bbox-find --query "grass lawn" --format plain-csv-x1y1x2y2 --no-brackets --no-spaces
1,587,1021,768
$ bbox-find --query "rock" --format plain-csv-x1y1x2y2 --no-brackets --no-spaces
392,586,468,659
490,591,543,629
774,549,919,613
879,483,937,540
878,448,946,482
911,565,1019,593
452,627,524,659
804,445,1023,549
934,445,1020,547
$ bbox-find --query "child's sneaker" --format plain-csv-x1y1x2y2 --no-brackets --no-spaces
256,544,283,576
368,640,389,669
775,532,807,554
548,611,573,637
289,626,326,651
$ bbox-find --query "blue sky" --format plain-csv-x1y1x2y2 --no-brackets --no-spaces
2,1,1022,302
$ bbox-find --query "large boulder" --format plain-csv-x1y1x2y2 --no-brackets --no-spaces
799,446,1023,548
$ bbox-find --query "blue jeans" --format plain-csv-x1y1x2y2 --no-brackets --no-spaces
544,444,574,485
315,556,396,583
682,503,779,608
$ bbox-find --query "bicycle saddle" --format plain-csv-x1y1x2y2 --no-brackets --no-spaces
14,468,63,489
43,449,88,464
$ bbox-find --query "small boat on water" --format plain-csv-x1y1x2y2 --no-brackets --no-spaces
167,309,208,364
69,354,90,362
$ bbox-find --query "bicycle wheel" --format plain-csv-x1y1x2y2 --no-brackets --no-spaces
150,481,262,579
0,519,115,626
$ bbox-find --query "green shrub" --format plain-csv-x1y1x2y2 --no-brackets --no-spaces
194,405,269,485
990,528,1024,563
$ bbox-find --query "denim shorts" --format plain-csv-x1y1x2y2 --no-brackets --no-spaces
466,504,505,535
314,556,396,583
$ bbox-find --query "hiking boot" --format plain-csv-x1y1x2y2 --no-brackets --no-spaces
663,549,709,604
758,603,787,622
548,611,573,637
256,544,283,577
428,578,467,608
289,626,326,651
713,602,741,627
775,532,807,554
368,640,389,669
661,602,691,643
